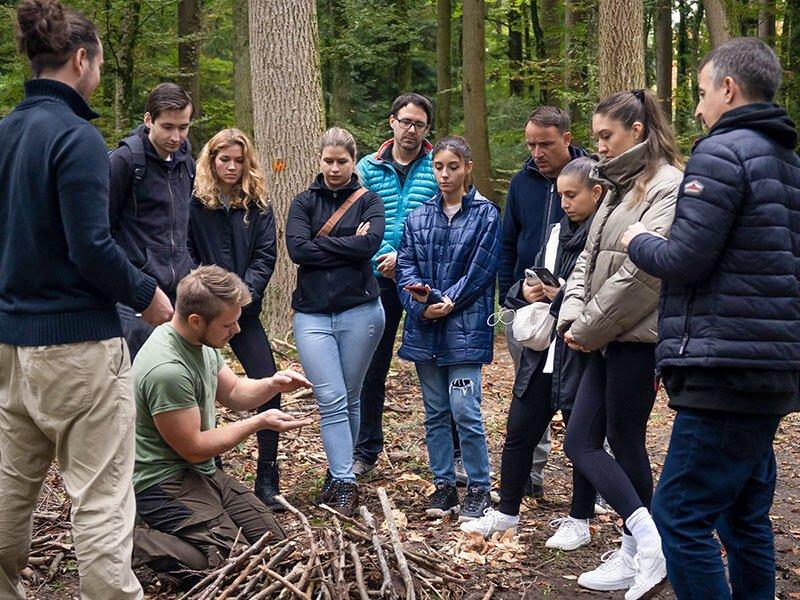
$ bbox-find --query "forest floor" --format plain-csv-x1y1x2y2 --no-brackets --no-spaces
22,337,800,599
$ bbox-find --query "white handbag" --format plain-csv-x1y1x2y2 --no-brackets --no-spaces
512,301,555,351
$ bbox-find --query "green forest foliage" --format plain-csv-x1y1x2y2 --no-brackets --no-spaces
1,0,798,192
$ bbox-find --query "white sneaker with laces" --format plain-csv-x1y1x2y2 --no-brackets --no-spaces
624,545,667,600
459,508,518,538
545,516,591,551
577,549,637,591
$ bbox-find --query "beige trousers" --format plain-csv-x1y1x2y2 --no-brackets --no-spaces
0,338,142,600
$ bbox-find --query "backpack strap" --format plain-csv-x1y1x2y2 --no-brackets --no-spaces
115,133,146,218
315,188,368,238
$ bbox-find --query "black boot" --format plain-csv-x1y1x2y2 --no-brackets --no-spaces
254,460,284,512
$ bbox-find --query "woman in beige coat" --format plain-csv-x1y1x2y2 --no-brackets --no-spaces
556,89,683,600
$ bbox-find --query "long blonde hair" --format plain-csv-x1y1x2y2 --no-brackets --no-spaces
194,128,268,216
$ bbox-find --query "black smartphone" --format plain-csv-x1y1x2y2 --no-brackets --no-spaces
531,267,560,287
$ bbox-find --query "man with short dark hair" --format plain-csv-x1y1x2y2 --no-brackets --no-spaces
499,106,587,497
132,266,312,573
110,82,197,358
623,37,800,599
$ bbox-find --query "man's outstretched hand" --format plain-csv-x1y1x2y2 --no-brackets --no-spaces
269,369,312,393
258,409,313,432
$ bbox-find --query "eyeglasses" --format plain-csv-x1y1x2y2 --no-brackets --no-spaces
395,118,429,132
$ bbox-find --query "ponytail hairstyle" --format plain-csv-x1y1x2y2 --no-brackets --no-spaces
194,128,268,221
16,0,99,77
432,135,474,192
558,155,600,185
594,89,683,205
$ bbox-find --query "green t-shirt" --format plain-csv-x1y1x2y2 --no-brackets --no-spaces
132,324,225,493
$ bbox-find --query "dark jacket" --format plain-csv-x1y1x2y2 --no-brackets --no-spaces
396,188,501,366
188,198,276,316
499,145,587,304
109,124,195,297
510,215,592,410
629,103,800,414
0,79,156,346
286,174,385,314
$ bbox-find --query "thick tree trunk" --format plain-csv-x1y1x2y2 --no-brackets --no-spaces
233,0,253,139
675,0,690,132
462,0,494,198
178,0,202,149
757,0,776,46
249,0,325,339
529,0,547,102
599,0,645,96
327,0,351,123
508,7,524,96
704,0,738,47
396,0,413,92
787,0,800,130
655,0,673,119
436,0,452,134
118,0,141,128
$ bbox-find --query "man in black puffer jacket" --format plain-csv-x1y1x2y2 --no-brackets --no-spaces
623,38,800,599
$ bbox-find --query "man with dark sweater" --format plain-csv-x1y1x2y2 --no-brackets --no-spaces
623,38,800,599
0,2,171,599
499,106,587,497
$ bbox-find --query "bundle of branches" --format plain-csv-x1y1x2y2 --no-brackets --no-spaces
25,482,74,584
180,487,468,600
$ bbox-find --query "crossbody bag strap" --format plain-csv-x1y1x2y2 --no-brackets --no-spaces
315,188,369,238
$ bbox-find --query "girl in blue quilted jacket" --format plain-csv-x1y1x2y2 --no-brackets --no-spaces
396,136,501,523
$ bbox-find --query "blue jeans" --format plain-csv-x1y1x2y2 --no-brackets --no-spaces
293,300,384,482
652,408,783,600
415,363,490,489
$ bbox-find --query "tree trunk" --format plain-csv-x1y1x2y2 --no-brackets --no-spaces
436,0,452,134
118,0,141,129
704,0,738,47
529,0,547,102
508,6,524,96
249,0,325,339
396,0,413,92
327,0,351,123
599,0,645,96
655,0,673,119
178,0,202,150
233,0,253,139
675,0,690,132
757,0,776,46
462,0,494,198
786,0,800,130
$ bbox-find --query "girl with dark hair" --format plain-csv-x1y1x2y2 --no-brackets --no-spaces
557,89,683,599
396,136,501,522
189,128,283,509
461,157,603,546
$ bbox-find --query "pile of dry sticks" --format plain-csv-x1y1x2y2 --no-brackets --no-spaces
179,488,468,600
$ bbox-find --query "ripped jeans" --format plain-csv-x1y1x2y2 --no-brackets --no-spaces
294,300,385,482
415,363,491,489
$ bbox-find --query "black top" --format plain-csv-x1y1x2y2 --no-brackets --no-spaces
286,174,385,314
380,143,425,189
0,79,156,345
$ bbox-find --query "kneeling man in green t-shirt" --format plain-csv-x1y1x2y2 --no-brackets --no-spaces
131,265,312,572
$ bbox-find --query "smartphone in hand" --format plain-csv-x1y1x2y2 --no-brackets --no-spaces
404,283,429,295
524,269,542,286
531,267,560,287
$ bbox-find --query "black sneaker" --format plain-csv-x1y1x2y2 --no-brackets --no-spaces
328,481,359,517
425,483,460,518
352,457,376,477
458,485,492,522
315,469,336,505
523,477,545,500
255,461,284,512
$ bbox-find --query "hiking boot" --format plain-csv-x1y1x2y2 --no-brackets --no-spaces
254,461,284,512
545,516,591,551
624,545,667,600
458,486,492,522
454,458,468,487
315,469,336,505
425,483,460,518
352,457,376,477
328,481,359,518
578,549,637,591
459,508,518,538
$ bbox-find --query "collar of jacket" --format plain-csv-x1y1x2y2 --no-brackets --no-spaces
428,185,478,211
131,124,192,169
702,102,798,150
368,138,433,164
20,78,99,121
594,142,648,197
522,144,589,180
308,173,363,196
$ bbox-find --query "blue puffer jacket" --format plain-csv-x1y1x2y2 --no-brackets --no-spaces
357,140,438,274
396,188,501,366
629,103,800,371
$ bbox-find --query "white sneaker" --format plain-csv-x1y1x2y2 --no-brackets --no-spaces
624,545,667,600
459,508,518,538
577,549,637,591
545,517,591,551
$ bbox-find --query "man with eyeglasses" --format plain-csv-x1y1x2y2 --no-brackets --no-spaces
354,93,440,477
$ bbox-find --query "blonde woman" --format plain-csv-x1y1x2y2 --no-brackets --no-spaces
189,128,282,509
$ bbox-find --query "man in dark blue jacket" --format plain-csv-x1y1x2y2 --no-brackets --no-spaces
110,83,196,358
0,3,171,598
623,38,800,599
499,106,587,497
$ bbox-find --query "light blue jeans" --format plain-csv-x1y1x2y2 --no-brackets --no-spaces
294,300,384,482
415,363,491,489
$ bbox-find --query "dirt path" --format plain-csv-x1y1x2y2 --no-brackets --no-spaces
23,338,800,598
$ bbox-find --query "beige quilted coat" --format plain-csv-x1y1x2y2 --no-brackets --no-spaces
557,143,683,351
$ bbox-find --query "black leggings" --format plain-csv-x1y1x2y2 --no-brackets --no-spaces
499,364,596,518
563,342,656,527
228,313,281,463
